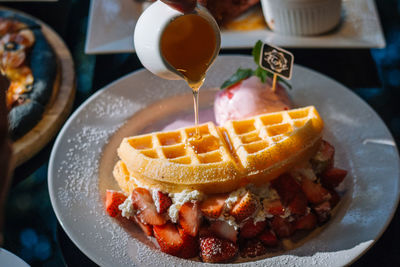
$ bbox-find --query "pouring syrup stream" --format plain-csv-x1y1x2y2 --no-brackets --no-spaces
160,13,218,140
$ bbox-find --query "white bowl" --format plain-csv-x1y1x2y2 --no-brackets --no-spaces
261,0,342,36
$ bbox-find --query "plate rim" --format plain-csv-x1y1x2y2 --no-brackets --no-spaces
48,55,400,266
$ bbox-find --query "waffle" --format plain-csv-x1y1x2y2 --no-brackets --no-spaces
116,106,323,194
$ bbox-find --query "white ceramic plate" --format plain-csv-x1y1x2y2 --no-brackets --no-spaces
48,55,399,266
0,248,29,267
85,0,385,54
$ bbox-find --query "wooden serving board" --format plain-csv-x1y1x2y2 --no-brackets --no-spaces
10,9,76,167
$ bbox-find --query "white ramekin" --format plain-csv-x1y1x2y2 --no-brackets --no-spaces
260,0,342,36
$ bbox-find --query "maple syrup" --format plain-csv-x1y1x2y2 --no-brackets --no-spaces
161,14,217,139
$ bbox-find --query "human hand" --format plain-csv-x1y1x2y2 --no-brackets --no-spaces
0,74,12,246
160,0,197,13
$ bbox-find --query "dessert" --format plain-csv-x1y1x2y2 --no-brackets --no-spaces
0,10,57,140
105,107,347,262
116,106,323,193
214,40,293,126
214,75,292,125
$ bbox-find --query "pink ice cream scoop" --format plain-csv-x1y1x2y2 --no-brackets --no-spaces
214,76,293,125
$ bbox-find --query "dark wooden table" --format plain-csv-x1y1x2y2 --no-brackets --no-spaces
2,0,399,266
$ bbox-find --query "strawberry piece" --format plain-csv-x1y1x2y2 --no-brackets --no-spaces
329,189,340,208
105,190,127,217
263,199,285,216
200,236,238,263
222,80,242,95
153,223,183,256
199,225,215,238
313,201,332,224
294,212,317,230
210,220,238,243
321,168,347,189
240,239,267,258
287,192,308,216
178,201,202,237
132,215,153,236
270,216,294,238
178,227,199,259
156,191,172,214
131,188,167,225
310,140,335,174
230,191,258,222
259,229,279,247
200,193,228,218
272,174,307,215
301,178,331,205
272,174,303,206
239,219,267,239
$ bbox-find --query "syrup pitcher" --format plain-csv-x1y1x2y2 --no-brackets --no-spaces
134,0,221,83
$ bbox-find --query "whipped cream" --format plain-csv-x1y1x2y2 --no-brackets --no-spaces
168,190,204,223
253,207,267,223
119,194,135,219
225,187,247,210
290,163,317,182
247,183,279,200
216,214,240,230
219,183,281,226
152,189,161,213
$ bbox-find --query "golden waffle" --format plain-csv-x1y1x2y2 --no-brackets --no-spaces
117,106,323,194
224,106,324,175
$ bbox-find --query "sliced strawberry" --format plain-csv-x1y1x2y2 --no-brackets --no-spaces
178,201,202,237
240,239,267,258
287,192,308,216
270,216,294,238
263,199,285,216
105,190,127,217
272,174,302,206
294,212,317,230
313,201,332,224
153,222,183,256
210,220,238,243
200,193,228,218
199,236,238,263
178,227,199,259
321,168,347,189
222,80,242,96
301,178,331,205
199,225,215,238
156,191,172,214
259,229,279,247
329,189,340,208
131,188,166,225
230,191,258,222
132,215,153,236
239,219,267,239
310,140,335,174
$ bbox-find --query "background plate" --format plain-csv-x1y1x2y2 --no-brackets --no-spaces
85,0,386,54
2,7,76,167
49,55,399,266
